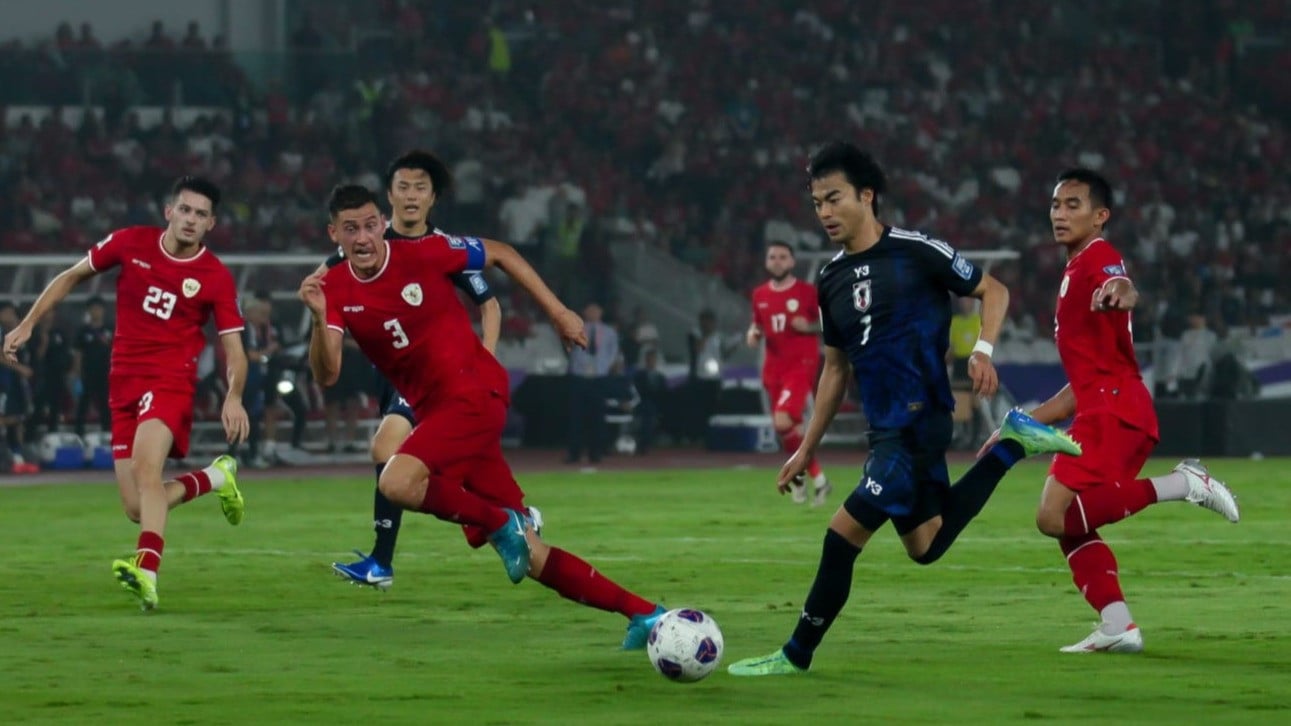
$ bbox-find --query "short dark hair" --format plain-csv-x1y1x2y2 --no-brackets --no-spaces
384,149,453,196
327,184,381,218
170,175,222,211
807,141,887,214
1056,168,1114,218
767,240,795,256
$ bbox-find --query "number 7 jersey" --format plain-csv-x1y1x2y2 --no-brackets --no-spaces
321,233,509,414
87,226,243,382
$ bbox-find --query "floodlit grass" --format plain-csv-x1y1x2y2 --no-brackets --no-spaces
2,459,1288,724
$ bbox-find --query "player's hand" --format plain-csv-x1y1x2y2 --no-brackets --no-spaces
298,273,327,315
1092,280,1135,311
221,398,250,445
745,327,761,348
975,428,1001,459
551,307,587,351
776,449,812,494
968,351,999,398
1,323,32,364
790,316,813,333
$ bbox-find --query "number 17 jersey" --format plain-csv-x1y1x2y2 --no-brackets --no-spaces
86,226,243,384
751,279,820,374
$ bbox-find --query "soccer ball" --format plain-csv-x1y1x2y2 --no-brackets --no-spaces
646,608,724,683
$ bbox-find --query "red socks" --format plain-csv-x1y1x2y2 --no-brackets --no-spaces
1063,479,1157,536
177,471,212,502
1060,532,1124,611
417,475,508,532
780,428,822,478
136,531,165,574
536,547,657,618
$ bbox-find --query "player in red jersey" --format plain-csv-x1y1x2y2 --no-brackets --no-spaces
979,168,1239,653
747,241,830,505
299,185,667,647
2,176,250,610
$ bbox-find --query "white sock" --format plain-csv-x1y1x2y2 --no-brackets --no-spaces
1099,602,1134,634
1149,472,1189,502
204,464,227,491
140,569,158,584
813,472,828,489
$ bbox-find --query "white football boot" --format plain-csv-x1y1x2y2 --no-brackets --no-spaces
1060,624,1144,654
1175,459,1240,523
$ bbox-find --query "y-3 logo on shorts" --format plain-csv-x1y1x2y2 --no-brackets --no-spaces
864,477,883,496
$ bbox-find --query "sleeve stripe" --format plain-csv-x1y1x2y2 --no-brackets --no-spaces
84,253,98,272
890,228,955,258
1102,275,1133,286
217,326,246,335
326,324,345,333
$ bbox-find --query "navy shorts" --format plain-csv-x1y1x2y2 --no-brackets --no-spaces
376,372,416,424
852,410,953,533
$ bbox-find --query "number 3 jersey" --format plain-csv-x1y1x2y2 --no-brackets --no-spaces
87,226,244,383
322,233,509,414
817,226,983,430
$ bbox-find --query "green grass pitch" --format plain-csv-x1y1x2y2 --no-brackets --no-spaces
1,459,1288,724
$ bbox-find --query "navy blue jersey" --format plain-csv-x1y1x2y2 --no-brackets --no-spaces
817,226,983,429
323,225,495,305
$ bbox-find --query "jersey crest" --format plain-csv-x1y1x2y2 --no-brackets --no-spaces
401,283,423,306
182,278,201,298
786,298,799,313
1059,275,1070,298
852,280,873,312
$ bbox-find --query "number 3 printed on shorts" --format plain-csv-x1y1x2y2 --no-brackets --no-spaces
384,318,410,349
138,391,154,414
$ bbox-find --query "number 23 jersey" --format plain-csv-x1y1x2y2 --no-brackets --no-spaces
87,226,243,383
817,226,982,430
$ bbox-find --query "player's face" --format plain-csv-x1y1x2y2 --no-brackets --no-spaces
164,190,216,246
810,172,871,245
387,168,436,229
329,202,387,276
764,246,794,281
1050,180,1109,247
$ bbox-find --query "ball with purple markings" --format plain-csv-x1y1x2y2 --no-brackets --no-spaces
645,608,724,683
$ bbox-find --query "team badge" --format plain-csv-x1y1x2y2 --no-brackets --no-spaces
1059,275,1070,298
469,275,487,295
182,278,201,298
401,283,423,306
786,299,799,313
951,254,975,280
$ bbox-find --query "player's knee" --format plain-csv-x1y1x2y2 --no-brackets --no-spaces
370,438,396,464
1035,510,1065,538
377,471,417,508
772,412,797,433
121,503,141,523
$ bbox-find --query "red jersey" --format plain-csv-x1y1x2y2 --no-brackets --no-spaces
751,278,821,371
1054,238,1157,434
322,234,507,414
87,226,243,383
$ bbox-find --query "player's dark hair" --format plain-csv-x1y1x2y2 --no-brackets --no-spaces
767,240,795,256
807,141,887,215
384,149,453,196
327,184,381,218
1056,168,1114,219
170,175,221,211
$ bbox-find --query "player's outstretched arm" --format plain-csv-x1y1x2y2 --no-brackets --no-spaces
964,272,1009,398
1094,278,1138,312
777,346,849,492
2,258,97,363
481,238,587,349
218,331,250,444
479,297,501,354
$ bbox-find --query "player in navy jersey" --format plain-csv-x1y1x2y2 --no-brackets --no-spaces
729,142,1083,676
322,150,510,590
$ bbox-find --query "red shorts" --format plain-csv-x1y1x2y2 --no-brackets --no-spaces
1049,413,1158,491
400,390,525,548
109,377,195,460
763,366,815,421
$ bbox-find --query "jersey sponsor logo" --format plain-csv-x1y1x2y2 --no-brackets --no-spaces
343,305,365,313
469,274,487,295
131,258,152,269
864,477,883,496
1103,264,1127,276
181,278,201,298
951,254,975,280
401,283,423,306
786,299,799,313
853,265,869,278
1060,275,1070,298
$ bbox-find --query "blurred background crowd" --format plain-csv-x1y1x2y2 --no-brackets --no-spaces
1,0,1287,467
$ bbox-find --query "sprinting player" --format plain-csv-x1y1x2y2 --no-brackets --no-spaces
301,185,665,646
727,142,1082,676
325,150,507,590
2,176,249,610
747,241,829,505
977,169,1239,654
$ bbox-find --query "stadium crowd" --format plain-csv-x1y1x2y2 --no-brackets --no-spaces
1,1,1288,465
